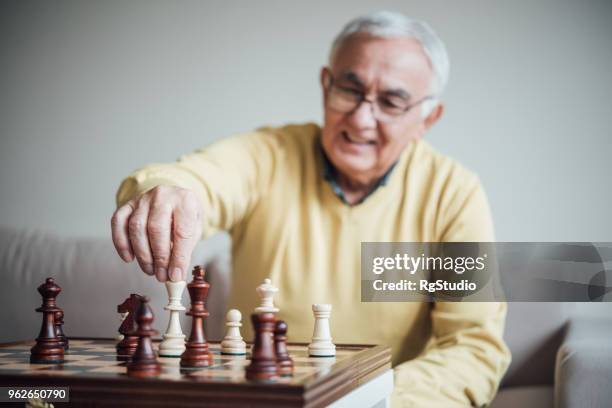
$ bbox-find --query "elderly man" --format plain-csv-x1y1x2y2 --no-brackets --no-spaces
112,11,510,407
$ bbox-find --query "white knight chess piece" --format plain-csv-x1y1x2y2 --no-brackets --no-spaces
254,278,279,313
159,280,187,357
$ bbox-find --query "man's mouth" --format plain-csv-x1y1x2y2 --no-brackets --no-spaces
341,131,375,145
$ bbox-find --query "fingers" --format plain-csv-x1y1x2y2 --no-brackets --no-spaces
111,200,135,262
113,186,201,282
128,197,154,276
148,200,173,282
168,191,201,282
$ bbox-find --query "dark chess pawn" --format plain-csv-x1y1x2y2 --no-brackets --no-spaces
246,313,279,381
274,320,294,376
55,310,69,351
180,266,214,368
127,297,161,377
116,294,143,358
30,277,64,364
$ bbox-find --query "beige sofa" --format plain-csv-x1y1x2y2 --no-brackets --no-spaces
1,226,611,407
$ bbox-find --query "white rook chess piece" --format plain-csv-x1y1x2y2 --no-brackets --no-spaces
308,304,336,357
159,280,187,357
221,309,247,355
254,278,279,313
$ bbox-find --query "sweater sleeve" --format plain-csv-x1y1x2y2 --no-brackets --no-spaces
116,130,279,238
391,178,511,407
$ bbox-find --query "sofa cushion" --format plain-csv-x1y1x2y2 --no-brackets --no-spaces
490,385,553,408
0,226,231,343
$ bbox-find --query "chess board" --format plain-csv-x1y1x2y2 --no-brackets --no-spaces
0,338,391,407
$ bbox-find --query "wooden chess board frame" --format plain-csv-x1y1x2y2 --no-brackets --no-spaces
0,338,391,408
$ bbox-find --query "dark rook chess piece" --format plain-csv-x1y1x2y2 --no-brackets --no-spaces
127,296,161,377
180,266,214,368
116,294,143,358
54,310,69,351
30,277,64,364
274,320,294,376
246,313,279,381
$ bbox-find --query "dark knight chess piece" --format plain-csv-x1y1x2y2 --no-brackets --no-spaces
30,277,65,364
116,293,143,358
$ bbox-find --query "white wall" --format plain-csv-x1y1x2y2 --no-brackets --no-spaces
1,0,611,241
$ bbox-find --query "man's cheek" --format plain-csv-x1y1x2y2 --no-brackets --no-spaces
323,109,343,126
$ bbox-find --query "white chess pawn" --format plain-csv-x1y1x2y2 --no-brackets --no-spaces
221,309,247,355
115,312,128,342
159,280,187,357
254,278,279,313
308,303,336,357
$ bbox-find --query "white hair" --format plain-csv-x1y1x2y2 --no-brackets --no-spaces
329,11,449,117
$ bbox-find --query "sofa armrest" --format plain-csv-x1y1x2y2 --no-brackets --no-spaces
554,318,612,408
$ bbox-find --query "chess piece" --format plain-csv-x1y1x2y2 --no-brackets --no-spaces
127,297,161,377
221,309,247,355
116,294,143,357
245,313,278,381
180,266,214,368
254,278,279,313
274,320,294,376
159,280,187,357
308,304,336,357
30,277,64,364
116,311,128,342
54,310,69,350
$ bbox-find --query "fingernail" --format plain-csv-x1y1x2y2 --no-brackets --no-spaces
170,268,182,282
143,264,154,275
155,267,166,281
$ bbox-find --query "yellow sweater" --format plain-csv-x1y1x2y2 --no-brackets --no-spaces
117,123,511,407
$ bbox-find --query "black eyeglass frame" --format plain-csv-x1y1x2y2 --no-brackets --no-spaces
323,68,434,122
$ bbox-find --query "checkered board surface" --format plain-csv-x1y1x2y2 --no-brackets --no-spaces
0,339,361,384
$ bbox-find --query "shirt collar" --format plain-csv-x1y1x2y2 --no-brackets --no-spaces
319,144,397,205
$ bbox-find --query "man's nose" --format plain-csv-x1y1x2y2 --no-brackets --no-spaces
346,99,377,129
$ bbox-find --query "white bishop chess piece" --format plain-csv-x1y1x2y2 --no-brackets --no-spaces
254,278,279,313
159,280,187,357
221,309,247,355
308,303,336,357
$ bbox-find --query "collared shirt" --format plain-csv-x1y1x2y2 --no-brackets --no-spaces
320,145,397,206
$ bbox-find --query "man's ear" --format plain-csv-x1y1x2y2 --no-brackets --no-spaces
320,67,330,102
320,67,328,87
423,103,444,130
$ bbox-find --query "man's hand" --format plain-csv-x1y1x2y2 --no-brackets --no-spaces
111,185,203,282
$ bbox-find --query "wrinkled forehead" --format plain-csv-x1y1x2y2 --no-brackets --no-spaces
330,34,433,96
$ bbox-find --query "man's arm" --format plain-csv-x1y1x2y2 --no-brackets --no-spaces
111,130,277,282
392,179,511,407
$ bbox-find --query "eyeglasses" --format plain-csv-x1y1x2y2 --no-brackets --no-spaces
323,69,433,123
